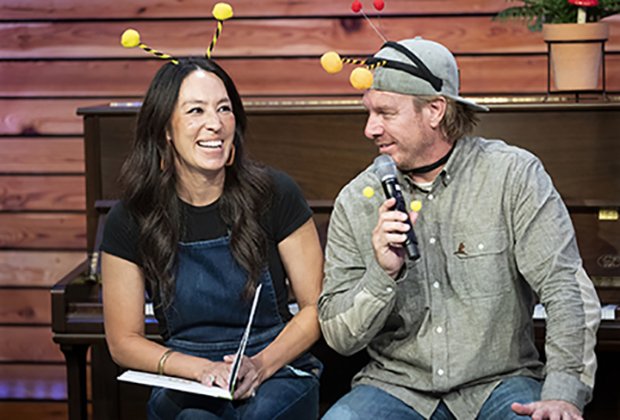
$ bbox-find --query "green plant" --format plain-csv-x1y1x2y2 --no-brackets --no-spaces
495,0,620,31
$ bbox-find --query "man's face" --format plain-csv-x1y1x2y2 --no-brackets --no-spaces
362,89,435,171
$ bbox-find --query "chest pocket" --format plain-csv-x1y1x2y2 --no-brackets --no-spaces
446,228,513,299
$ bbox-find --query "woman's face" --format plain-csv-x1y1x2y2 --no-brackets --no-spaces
168,69,236,180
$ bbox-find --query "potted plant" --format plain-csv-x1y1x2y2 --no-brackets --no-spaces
496,0,620,91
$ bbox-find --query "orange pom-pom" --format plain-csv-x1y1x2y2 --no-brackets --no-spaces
320,51,344,74
350,67,373,90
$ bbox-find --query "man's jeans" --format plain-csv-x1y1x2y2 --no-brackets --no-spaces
322,376,542,419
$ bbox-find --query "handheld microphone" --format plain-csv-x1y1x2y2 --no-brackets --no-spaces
373,154,420,260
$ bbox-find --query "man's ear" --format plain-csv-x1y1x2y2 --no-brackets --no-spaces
426,97,447,129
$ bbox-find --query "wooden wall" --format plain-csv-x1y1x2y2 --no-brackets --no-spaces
1,0,619,416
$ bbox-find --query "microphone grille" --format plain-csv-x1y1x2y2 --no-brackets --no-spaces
373,154,397,179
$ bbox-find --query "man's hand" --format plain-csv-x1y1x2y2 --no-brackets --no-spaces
372,197,418,278
511,400,583,420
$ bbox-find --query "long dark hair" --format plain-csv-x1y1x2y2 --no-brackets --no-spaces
120,57,272,308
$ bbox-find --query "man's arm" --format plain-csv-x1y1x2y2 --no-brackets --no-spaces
318,194,400,356
511,156,601,412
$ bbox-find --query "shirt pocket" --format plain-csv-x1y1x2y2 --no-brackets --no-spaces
446,228,512,299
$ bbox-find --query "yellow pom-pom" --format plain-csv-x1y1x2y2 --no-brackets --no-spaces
121,29,141,48
213,2,234,20
410,200,422,212
320,51,343,74
350,67,373,90
362,186,375,198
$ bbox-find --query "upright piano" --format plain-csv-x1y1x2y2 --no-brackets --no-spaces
52,98,620,419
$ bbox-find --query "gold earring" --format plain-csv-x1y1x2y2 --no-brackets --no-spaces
225,145,236,166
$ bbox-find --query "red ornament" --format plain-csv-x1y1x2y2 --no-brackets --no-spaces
373,0,385,11
351,0,362,13
568,0,598,6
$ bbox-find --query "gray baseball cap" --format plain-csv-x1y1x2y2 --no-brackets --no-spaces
371,37,488,112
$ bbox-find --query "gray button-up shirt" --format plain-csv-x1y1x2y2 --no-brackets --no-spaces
319,137,601,418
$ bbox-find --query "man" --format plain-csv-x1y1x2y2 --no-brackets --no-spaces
318,37,601,420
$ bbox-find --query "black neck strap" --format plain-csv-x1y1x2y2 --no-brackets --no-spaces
404,142,456,175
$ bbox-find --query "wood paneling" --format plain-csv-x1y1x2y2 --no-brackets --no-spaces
1,58,620,141
0,251,87,287
0,401,69,420
1,57,547,97
0,18,541,59
0,99,126,136
2,0,619,417
0,138,84,174
0,213,85,249
0,290,52,325
0,365,67,399
0,0,526,20
0,326,63,361
2,17,619,60
0,176,85,211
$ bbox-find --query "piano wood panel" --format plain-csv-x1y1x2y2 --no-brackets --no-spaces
0,214,86,249
0,290,52,325
0,0,513,19
0,138,84,174
0,326,63,362
0,176,85,211
0,251,87,287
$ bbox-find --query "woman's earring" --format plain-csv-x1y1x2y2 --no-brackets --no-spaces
225,145,236,166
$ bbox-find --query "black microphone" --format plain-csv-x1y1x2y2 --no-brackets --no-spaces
373,154,420,260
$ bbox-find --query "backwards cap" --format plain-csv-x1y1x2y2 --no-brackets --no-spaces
371,37,488,112
320,1,488,113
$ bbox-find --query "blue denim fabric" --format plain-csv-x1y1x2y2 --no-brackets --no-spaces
147,362,320,420
147,236,321,419
477,376,542,419
322,376,541,420
321,385,453,420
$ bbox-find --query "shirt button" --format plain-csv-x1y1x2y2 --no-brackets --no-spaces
429,237,436,244
437,369,445,376
428,194,434,200
433,281,440,289
386,287,393,293
436,326,443,334
478,243,485,250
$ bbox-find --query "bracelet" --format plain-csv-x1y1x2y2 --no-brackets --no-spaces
157,348,174,375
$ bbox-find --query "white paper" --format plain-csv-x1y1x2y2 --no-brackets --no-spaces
118,370,233,399
118,284,263,399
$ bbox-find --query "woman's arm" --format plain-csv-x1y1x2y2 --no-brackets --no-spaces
102,252,229,387
250,217,323,381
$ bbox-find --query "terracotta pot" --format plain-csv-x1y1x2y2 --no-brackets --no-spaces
542,22,609,91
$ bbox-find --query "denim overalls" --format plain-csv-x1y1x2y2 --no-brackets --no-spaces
147,235,321,419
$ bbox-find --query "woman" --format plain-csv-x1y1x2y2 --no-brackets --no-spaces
101,57,323,419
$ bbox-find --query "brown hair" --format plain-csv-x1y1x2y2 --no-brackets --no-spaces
413,96,479,143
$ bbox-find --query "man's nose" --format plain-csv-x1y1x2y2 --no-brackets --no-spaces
364,115,383,139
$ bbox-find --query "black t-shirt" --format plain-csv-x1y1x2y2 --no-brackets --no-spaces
101,168,312,322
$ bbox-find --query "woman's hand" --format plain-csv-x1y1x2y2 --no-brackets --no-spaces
223,354,262,399
196,360,232,389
